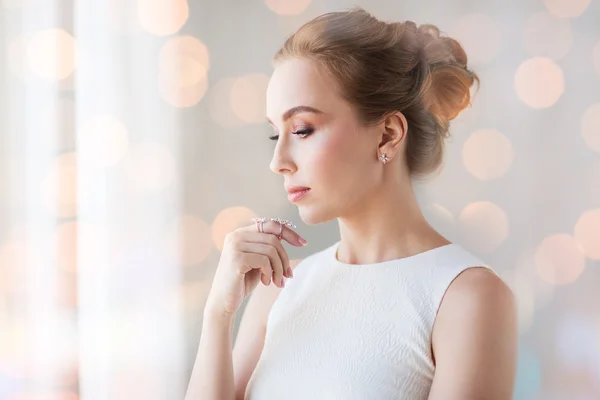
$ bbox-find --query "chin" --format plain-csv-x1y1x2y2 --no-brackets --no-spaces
297,204,337,225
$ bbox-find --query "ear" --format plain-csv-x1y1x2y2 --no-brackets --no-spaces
377,111,408,161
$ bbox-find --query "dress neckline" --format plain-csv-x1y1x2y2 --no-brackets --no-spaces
329,240,458,268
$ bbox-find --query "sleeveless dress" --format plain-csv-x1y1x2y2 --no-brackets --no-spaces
244,240,496,399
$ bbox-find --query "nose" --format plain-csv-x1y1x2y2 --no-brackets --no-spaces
269,138,296,175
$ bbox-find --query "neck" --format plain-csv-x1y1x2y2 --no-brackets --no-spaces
335,176,449,265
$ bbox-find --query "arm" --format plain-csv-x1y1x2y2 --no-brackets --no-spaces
428,267,518,400
232,259,301,399
185,308,237,400
232,276,284,399
185,259,302,400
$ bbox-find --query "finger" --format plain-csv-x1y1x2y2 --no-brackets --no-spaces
238,242,286,288
244,232,291,278
241,220,307,247
240,252,273,286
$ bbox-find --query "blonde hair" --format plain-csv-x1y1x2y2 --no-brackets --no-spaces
273,7,479,178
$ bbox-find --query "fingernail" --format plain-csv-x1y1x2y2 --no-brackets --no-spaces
287,267,293,278
298,237,308,246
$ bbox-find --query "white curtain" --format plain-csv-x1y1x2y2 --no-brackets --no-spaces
1,0,190,398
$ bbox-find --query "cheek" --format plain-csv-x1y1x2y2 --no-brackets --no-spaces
307,127,360,185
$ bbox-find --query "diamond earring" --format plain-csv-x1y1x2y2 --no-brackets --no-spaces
379,153,389,164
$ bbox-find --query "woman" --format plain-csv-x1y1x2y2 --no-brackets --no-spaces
187,7,517,400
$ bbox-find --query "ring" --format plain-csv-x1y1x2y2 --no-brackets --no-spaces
252,217,266,233
268,217,296,229
251,217,296,238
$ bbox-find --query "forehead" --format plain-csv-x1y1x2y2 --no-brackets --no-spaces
266,58,341,122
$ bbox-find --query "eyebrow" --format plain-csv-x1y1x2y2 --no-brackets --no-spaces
266,105,325,125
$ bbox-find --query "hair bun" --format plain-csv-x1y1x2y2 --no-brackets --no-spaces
416,24,479,123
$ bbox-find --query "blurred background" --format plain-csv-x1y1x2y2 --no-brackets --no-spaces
0,0,599,399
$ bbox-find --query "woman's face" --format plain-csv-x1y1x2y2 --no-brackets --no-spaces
266,57,381,224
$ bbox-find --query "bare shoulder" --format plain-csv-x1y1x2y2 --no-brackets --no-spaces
434,266,516,338
445,267,513,308
429,266,518,399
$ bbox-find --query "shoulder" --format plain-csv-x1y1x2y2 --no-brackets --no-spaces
452,266,513,308
429,267,518,398
438,266,515,326
432,265,517,359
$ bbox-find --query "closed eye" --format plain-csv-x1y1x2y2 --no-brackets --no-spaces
269,128,314,141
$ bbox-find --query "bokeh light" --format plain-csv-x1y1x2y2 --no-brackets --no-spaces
574,209,600,260
535,234,586,285
138,0,189,36
125,141,176,193
581,103,600,154
161,56,206,87
158,35,210,107
80,115,129,167
40,153,78,218
458,201,509,253
524,11,573,60
543,0,591,18
515,57,565,109
230,73,271,124
165,215,212,266
26,29,77,81
264,0,311,15
209,78,247,129
211,207,258,251
158,73,208,108
462,129,514,180
159,36,209,88
450,13,501,65
593,41,600,76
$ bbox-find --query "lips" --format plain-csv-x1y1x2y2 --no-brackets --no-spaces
286,186,311,194
286,187,311,203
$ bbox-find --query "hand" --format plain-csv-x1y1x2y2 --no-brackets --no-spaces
205,219,307,318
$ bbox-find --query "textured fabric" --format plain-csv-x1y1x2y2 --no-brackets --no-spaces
244,240,496,400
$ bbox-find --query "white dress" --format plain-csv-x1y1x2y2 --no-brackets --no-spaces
244,240,496,399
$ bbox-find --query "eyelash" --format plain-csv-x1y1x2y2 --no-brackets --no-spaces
269,128,314,141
